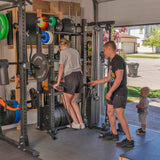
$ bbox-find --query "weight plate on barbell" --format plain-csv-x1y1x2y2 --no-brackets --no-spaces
31,53,49,81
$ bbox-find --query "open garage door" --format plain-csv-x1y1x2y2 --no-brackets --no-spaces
81,0,160,27
98,0,160,26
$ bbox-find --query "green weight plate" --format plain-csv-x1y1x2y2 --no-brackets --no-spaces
49,16,56,27
0,14,7,40
2,15,9,39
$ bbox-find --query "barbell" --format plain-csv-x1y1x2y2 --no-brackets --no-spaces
0,53,51,82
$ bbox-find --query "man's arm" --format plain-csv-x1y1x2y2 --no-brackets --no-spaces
109,69,123,93
106,69,123,100
88,74,111,86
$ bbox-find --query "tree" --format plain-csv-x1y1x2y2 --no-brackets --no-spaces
143,26,160,52
103,27,128,60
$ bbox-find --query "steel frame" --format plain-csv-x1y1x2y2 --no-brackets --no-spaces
86,21,115,128
0,0,39,157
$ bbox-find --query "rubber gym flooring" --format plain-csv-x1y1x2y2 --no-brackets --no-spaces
1,124,160,160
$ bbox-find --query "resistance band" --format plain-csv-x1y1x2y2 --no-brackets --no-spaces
0,98,20,111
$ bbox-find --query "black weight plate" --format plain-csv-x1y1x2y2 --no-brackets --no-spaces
31,53,49,81
62,18,75,33
55,18,63,32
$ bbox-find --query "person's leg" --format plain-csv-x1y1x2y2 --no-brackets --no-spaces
63,93,79,124
107,104,117,135
141,124,146,131
115,108,132,140
70,93,83,124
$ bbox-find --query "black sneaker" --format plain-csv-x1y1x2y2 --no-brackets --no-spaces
116,138,134,148
136,128,142,132
137,129,146,135
101,132,119,141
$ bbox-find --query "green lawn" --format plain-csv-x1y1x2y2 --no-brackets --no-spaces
104,85,160,102
140,52,160,55
126,55,160,59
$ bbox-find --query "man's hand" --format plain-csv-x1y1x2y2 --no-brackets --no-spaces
88,81,97,87
53,83,63,91
106,91,112,101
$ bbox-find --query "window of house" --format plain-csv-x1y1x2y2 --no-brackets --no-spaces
139,26,143,34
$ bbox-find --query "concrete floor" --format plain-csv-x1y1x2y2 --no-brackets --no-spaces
1,123,160,160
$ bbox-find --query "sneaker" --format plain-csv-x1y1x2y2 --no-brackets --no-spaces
137,129,146,135
102,132,119,141
71,122,81,130
116,138,134,148
80,123,85,129
66,122,73,128
136,128,142,132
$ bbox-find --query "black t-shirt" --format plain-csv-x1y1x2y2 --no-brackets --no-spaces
109,54,127,96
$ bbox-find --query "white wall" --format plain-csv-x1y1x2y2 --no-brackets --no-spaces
0,1,36,101
81,0,94,22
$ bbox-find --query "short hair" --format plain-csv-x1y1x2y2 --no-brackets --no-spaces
104,41,116,51
141,87,150,93
59,38,71,47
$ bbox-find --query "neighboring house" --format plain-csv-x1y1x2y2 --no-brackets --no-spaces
116,33,138,54
126,25,160,53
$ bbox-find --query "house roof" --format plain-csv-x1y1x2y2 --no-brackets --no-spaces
119,33,139,38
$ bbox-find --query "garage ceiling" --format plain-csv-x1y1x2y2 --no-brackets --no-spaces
91,0,160,27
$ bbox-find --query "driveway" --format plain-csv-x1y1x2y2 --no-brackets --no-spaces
126,55,160,90
126,98,160,131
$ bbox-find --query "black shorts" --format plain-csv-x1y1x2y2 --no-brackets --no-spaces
64,71,83,95
107,87,128,109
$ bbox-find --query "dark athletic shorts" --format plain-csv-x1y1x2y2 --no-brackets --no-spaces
107,86,128,109
64,71,83,95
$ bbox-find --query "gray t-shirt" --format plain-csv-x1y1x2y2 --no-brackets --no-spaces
59,48,81,77
137,97,149,114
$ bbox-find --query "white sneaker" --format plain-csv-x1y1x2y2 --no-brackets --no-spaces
72,122,81,129
66,123,72,128
80,123,85,129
